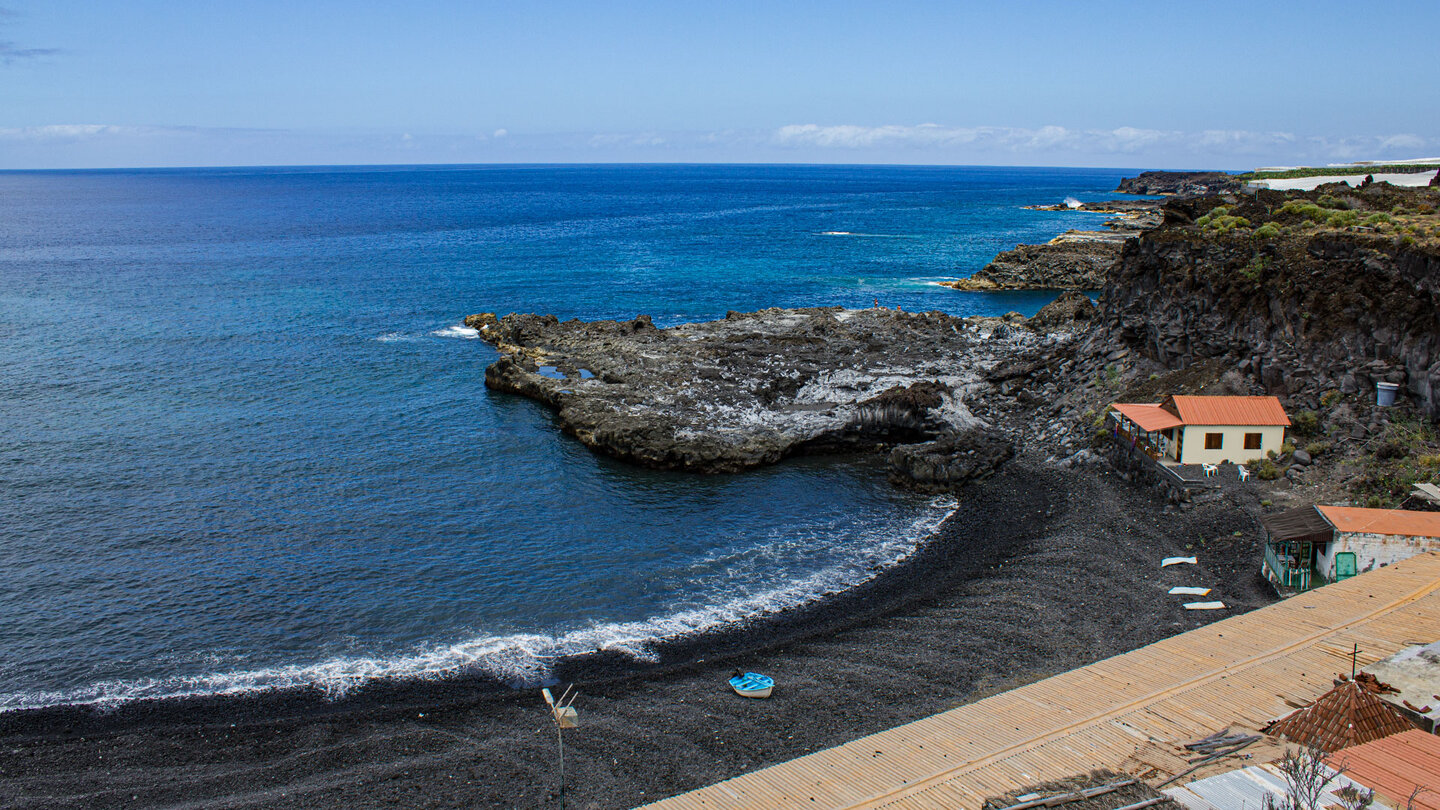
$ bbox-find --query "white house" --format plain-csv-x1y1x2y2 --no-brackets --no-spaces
1108,394,1290,466
1314,505,1440,581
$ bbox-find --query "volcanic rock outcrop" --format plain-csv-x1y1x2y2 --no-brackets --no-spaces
1116,170,1240,196
887,429,1016,492
941,232,1124,291
465,307,1061,477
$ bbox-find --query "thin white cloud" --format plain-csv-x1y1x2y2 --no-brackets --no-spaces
770,123,1431,163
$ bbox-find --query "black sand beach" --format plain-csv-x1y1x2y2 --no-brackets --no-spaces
0,458,1274,809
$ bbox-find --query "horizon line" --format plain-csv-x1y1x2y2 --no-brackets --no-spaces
0,159,1233,174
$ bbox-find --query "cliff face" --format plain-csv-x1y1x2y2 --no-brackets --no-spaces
1104,186,1440,417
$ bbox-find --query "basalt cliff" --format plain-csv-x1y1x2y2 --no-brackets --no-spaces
1105,183,1440,419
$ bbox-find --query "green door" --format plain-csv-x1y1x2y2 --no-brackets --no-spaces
1334,552,1358,581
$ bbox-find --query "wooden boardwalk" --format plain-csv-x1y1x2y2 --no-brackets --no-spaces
644,553,1440,810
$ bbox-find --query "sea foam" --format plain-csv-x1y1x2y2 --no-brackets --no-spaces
0,497,952,712
432,325,481,339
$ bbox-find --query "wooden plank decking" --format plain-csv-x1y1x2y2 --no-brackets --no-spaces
643,552,1440,810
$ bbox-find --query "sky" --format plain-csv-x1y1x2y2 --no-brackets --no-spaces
1,0,1437,170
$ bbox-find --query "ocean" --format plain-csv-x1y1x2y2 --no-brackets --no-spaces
0,163,1133,710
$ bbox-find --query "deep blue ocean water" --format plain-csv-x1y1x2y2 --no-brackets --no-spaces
0,164,1134,709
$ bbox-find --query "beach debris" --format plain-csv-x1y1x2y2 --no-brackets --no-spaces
1162,556,1198,567
729,671,774,699
1156,730,1263,787
989,778,1137,810
1184,601,1227,610
1169,586,1211,596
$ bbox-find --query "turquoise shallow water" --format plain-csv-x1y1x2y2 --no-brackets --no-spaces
0,164,1134,708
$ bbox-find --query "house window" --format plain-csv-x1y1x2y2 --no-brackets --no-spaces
1244,432,1262,450
1205,432,1223,450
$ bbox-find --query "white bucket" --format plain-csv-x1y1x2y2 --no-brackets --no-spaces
1376,381,1400,407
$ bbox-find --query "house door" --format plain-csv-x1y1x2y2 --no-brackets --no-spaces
1334,552,1358,581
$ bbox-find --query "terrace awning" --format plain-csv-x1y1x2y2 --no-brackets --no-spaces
1261,505,1334,545
1111,403,1184,433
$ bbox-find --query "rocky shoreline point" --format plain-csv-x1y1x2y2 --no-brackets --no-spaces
470,181,1440,509
938,200,1162,292
466,297,1096,489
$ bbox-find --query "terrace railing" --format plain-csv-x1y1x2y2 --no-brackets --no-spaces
1264,543,1315,592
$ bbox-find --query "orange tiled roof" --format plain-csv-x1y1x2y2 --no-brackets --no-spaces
1318,506,1440,538
1326,730,1440,810
1164,395,1291,426
1110,403,1184,432
1264,680,1418,753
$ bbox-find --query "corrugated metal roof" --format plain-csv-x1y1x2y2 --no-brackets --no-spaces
1327,730,1440,810
1261,505,1334,544
1318,505,1440,538
1164,395,1291,427
1165,764,1365,810
1111,402,1185,432
1264,680,1419,753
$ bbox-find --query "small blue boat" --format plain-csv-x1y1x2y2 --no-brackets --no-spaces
729,671,774,698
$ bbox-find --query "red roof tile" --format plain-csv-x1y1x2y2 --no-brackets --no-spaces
1318,506,1440,538
1326,730,1440,810
1263,680,1418,753
1110,403,1184,432
1164,395,1291,427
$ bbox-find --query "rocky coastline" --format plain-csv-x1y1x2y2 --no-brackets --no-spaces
7,177,1439,809
471,181,1440,510
939,199,1161,292
467,302,1092,488
1116,169,1241,196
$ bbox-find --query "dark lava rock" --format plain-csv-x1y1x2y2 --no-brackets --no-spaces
1116,170,1240,196
467,307,1049,473
887,429,1016,492
1029,291,1097,329
941,234,1123,291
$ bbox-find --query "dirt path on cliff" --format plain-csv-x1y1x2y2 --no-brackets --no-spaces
0,460,1274,809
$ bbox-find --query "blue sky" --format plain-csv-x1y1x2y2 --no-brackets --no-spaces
2,0,1437,169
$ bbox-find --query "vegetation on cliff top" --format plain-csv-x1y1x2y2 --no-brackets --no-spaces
1236,164,1440,182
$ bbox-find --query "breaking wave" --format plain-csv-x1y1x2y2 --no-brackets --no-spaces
0,497,952,712
432,325,481,339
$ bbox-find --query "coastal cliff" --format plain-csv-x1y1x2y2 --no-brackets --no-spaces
1104,184,1440,418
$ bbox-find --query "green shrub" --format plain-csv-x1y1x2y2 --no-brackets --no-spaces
1320,390,1343,407
1304,441,1332,456
1363,212,1392,227
1240,254,1271,281
1291,410,1320,435
1326,210,1360,228
1253,222,1281,239
1317,194,1343,209
1280,440,1296,456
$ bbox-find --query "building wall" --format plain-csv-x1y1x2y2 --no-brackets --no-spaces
1316,532,1440,580
1178,425,1286,465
